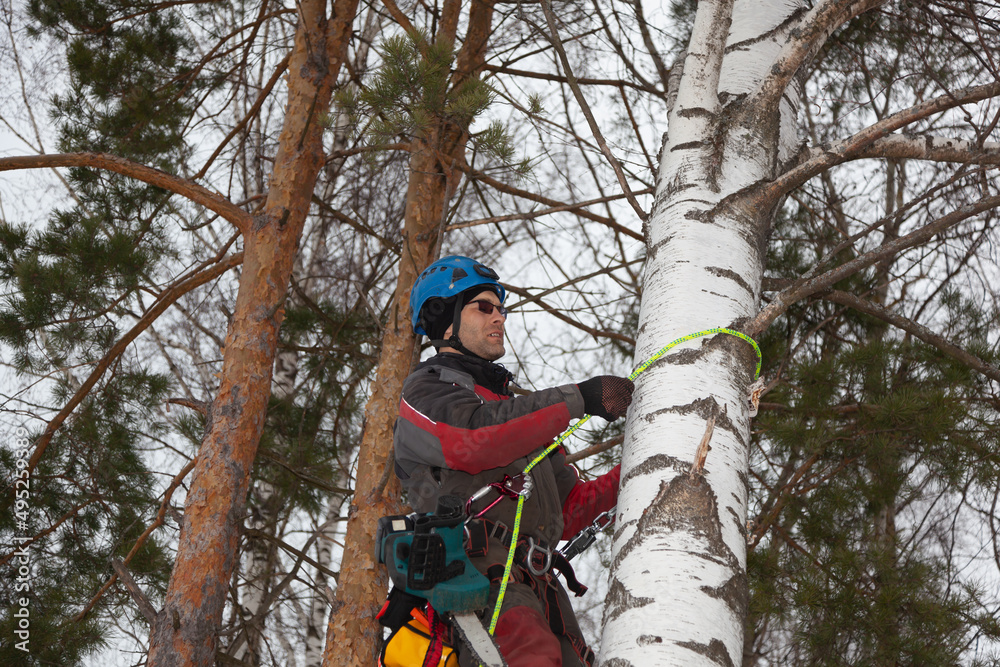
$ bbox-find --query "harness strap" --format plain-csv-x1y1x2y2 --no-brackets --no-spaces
548,550,588,597
473,519,587,596
422,604,446,667
522,565,595,667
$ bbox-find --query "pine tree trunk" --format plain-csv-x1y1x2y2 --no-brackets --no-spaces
146,1,359,664
599,1,804,664
321,4,495,665
319,139,466,667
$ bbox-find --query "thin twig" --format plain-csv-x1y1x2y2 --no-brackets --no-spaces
566,436,624,465
166,398,210,416
821,289,1000,383
112,559,157,625
538,0,648,222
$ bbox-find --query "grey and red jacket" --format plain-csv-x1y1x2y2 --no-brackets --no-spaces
393,353,619,551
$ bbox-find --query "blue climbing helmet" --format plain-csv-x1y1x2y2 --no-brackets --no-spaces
410,255,505,337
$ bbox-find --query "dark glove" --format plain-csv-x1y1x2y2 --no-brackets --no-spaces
577,376,635,421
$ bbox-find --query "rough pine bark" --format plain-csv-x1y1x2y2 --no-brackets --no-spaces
146,0,360,664
321,2,496,665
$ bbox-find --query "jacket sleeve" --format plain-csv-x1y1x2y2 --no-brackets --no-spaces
559,463,620,540
395,364,586,475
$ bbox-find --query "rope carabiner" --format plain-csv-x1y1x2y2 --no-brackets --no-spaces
465,474,533,519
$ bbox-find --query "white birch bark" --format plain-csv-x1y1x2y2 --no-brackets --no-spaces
305,494,347,667
233,480,278,665
599,1,806,665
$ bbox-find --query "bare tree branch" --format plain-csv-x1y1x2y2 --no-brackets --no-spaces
749,191,1000,335
456,159,643,240
447,188,653,231
758,0,887,111
842,133,1000,164
821,289,1000,383
759,81,1000,202
20,252,243,479
505,284,635,345
0,153,253,232
113,559,158,625
538,0,648,222
565,435,623,465
194,53,292,180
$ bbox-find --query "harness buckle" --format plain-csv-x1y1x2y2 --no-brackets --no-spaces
525,536,553,576
489,520,510,546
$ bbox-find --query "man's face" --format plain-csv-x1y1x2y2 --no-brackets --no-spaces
444,290,506,360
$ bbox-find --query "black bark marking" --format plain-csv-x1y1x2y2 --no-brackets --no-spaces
676,639,737,667
647,233,674,263
606,472,746,664
612,472,735,572
671,140,708,152
684,207,726,225
737,467,750,491
652,178,697,212
641,327,757,385
708,289,743,306
725,6,806,52
700,571,749,620
706,266,753,296
605,576,655,623
601,659,635,667
613,518,639,543
678,107,714,119
727,505,741,525
657,346,703,370
718,91,747,106
644,396,739,441
621,453,687,485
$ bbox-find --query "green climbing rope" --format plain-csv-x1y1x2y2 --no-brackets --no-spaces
486,327,762,634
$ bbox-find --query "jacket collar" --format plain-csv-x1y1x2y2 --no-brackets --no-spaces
428,352,513,396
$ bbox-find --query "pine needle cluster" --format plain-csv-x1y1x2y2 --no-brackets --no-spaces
338,32,529,177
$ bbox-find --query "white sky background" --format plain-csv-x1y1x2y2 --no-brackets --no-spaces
0,0,71,221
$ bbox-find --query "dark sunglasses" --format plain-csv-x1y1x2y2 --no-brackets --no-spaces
467,299,508,318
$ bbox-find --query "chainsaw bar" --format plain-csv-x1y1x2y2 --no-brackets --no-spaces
448,612,507,667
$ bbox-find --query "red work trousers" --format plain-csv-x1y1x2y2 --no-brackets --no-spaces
494,606,563,667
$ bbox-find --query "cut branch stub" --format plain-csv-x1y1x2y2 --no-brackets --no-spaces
690,403,726,483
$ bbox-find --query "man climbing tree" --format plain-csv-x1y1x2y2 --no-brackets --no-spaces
387,255,632,666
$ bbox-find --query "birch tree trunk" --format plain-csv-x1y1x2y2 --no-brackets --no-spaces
600,1,810,664
598,0,1000,658
146,0,360,663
